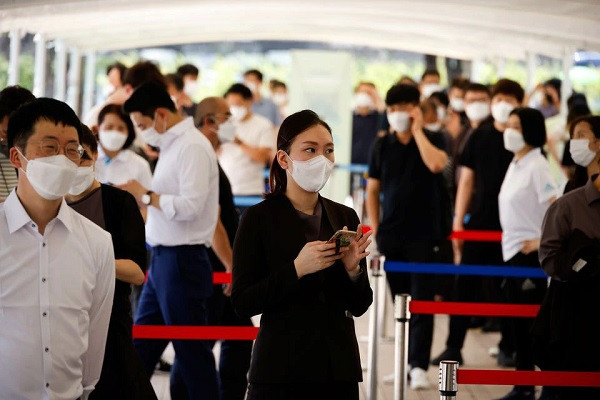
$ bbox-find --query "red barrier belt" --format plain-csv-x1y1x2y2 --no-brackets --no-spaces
449,230,502,242
410,301,540,317
213,272,232,284
458,369,600,387
133,325,259,340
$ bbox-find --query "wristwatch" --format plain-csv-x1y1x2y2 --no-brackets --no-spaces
141,190,154,206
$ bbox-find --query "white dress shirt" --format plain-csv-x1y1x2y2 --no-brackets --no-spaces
0,190,115,400
147,117,219,247
499,148,557,261
95,147,153,188
218,113,274,195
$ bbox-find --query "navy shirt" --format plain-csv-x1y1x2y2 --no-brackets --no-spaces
351,111,381,164
368,130,448,250
459,117,513,230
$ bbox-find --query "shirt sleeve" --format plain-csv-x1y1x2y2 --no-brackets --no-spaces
539,198,571,278
159,143,216,221
81,232,115,399
257,120,276,149
459,130,477,168
532,160,557,204
367,137,384,179
138,157,153,191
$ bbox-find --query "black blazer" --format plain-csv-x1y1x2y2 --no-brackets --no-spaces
231,194,373,384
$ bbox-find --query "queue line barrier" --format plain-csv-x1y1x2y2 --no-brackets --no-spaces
384,261,546,278
132,325,258,340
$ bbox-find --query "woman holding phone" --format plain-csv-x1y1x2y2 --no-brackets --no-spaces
232,110,373,400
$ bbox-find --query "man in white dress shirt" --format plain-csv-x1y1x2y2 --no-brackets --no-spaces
0,98,115,400
120,82,220,399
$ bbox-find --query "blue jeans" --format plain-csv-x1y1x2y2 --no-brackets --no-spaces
134,245,219,400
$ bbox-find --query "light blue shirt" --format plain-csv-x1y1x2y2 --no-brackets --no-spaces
252,97,282,126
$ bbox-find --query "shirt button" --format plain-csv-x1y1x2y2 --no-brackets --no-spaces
42,277,46,283
46,383,50,388
42,243,46,247
45,347,49,352
42,312,47,317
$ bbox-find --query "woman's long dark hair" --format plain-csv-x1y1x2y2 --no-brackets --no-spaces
267,110,332,197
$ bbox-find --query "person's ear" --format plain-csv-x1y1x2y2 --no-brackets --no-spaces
9,146,24,170
277,150,290,171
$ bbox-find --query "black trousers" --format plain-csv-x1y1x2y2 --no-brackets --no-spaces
382,239,452,370
246,381,358,400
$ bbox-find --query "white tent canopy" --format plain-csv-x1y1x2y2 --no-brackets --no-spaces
2,0,600,60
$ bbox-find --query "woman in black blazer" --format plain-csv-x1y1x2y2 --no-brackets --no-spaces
65,126,157,400
232,110,373,400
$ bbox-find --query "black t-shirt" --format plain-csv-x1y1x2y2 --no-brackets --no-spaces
351,111,381,164
459,118,513,230
368,130,448,248
208,163,239,272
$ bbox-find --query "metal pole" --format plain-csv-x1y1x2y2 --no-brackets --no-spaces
53,40,67,101
526,51,537,92
438,361,459,400
66,47,82,115
394,294,411,400
82,50,96,117
366,254,383,400
33,33,47,97
378,268,388,340
561,46,575,115
8,29,22,86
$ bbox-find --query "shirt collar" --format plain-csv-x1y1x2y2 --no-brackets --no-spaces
159,117,194,148
4,190,75,234
513,148,541,166
584,175,600,205
98,145,130,164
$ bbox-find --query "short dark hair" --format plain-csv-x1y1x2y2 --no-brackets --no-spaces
570,115,600,140
465,83,491,96
450,77,470,90
0,85,35,121
165,73,184,92
385,84,420,106
224,83,253,100
7,97,82,150
566,103,591,128
268,110,332,197
244,69,263,82
123,61,166,90
80,123,98,156
491,78,524,103
123,82,177,118
271,80,287,90
430,91,449,108
176,63,199,77
567,92,588,110
421,69,440,81
509,107,546,148
97,103,136,150
106,62,127,79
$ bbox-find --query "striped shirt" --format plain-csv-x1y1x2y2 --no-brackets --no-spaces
0,152,17,202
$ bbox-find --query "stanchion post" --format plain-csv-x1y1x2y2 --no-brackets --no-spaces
394,294,411,400
438,361,459,400
366,254,383,400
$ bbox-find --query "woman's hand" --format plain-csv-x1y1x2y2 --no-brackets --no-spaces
294,241,348,279
341,224,372,278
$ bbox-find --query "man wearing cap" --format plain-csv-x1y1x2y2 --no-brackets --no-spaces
119,82,220,399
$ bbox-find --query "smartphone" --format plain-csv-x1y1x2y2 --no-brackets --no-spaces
327,230,357,248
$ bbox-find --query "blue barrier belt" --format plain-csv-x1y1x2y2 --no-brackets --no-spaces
384,261,547,278
233,196,264,207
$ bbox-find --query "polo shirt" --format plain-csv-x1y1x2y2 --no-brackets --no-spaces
351,111,381,165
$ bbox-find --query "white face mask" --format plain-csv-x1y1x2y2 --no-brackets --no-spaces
437,106,447,121
528,90,544,109
465,101,490,122
184,80,199,97
272,93,288,106
69,165,95,196
450,97,465,112
570,138,598,167
99,130,128,152
387,111,411,133
17,150,78,200
229,105,248,122
491,101,515,124
287,153,334,193
503,128,526,153
216,119,237,143
354,92,374,109
141,115,165,147
424,122,442,132
421,83,443,99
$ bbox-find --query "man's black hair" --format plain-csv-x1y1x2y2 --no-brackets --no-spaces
421,69,440,81
176,63,199,77
0,85,35,121
244,69,263,82
491,78,524,103
224,83,253,101
123,61,166,90
430,91,449,108
385,84,420,106
465,83,491,96
80,123,98,156
165,73,185,92
123,82,177,118
7,97,81,150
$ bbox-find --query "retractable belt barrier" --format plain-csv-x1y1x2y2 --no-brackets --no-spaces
410,300,540,318
132,325,259,340
384,261,546,278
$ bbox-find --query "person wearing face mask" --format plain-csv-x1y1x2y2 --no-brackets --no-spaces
534,114,600,400
65,125,157,400
0,85,35,202
120,82,220,400
195,97,253,400
496,108,556,400
432,79,524,367
232,110,373,400
366,84,450,390
351,82,383,165
244,69,282,126
419,68,443,100
165,73,198,118
176,63,200,99
95,104,152,189
221,83,275,198
564,115,600,193
0,98,115,400
270,79,290,120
